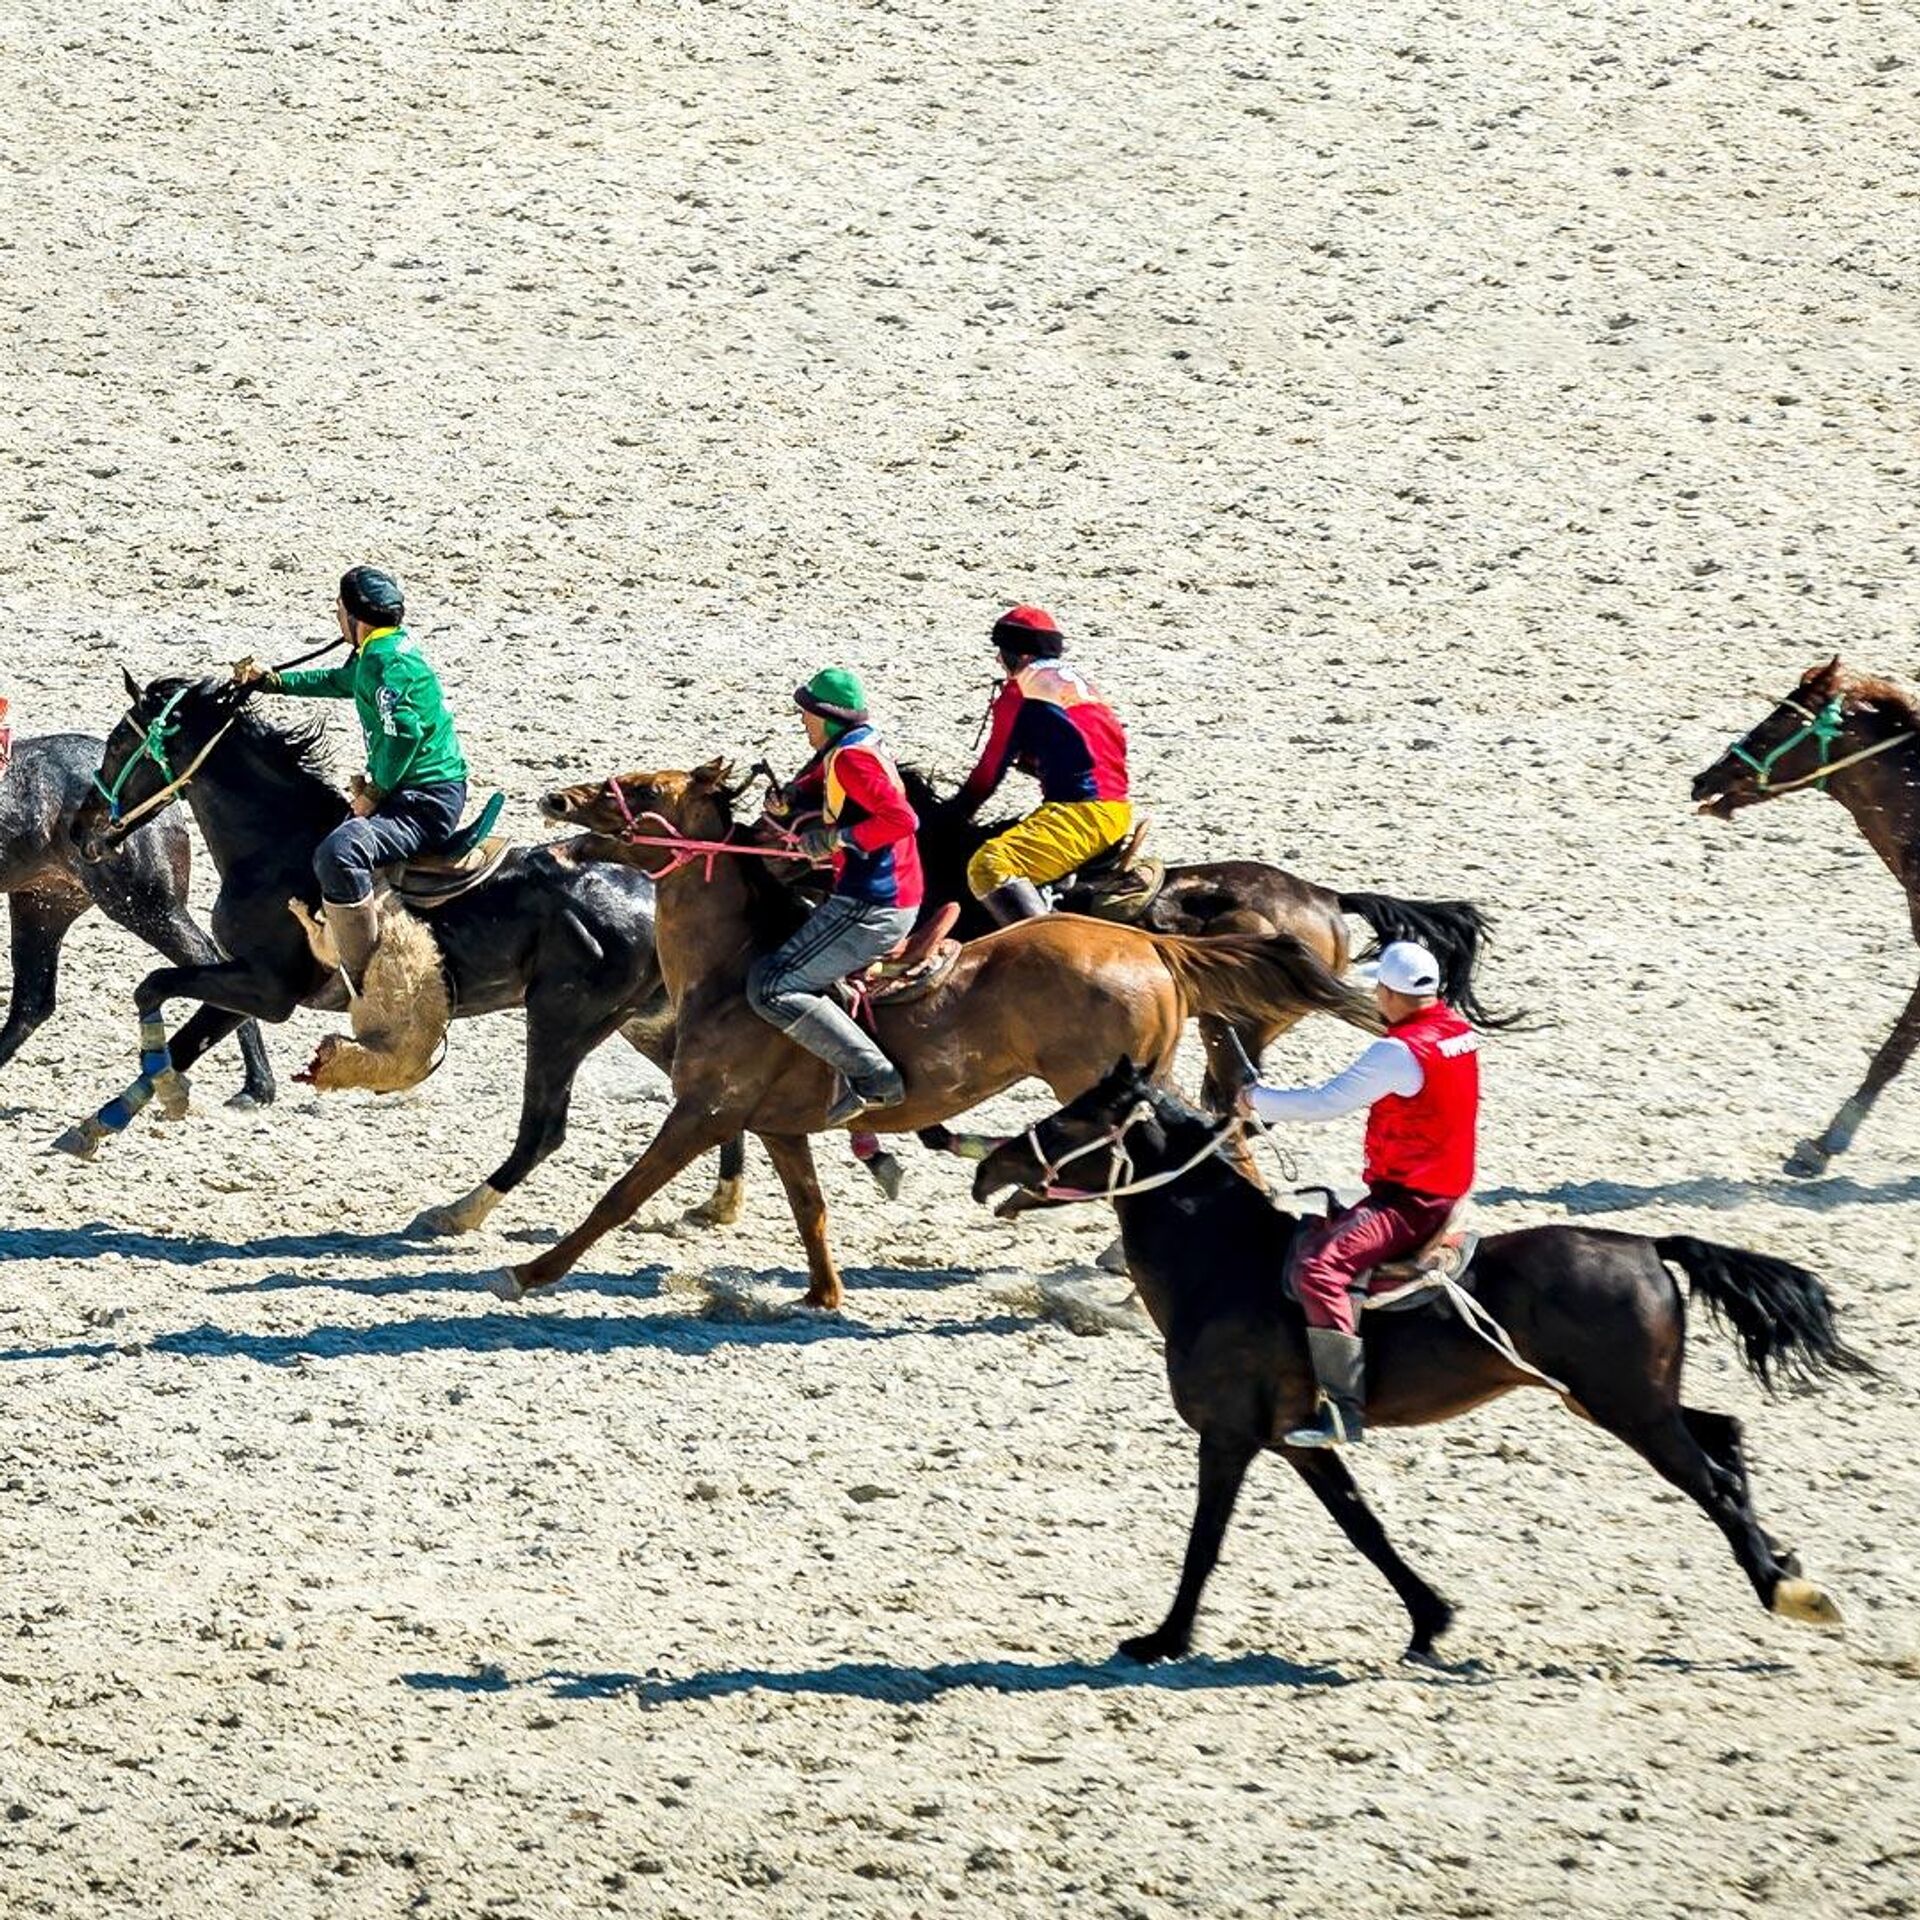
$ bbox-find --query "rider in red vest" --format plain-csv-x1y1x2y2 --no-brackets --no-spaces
1237,940,1481,1447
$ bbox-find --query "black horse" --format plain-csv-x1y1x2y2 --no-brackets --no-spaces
1,731,273,1101
63,672,741,1233
974,1061,1865,1663
895,768,1514,1107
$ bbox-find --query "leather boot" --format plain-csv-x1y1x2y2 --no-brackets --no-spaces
326,897,382,998
781,1002,907,1125
1286,1328,1367,1448
981,878,1047,926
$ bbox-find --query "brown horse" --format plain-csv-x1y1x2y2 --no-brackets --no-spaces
1692,657,1920,1175
973,1062,1864,1662
487,761,1379,1309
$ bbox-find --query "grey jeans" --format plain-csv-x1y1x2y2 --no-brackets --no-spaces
746,895,916,1088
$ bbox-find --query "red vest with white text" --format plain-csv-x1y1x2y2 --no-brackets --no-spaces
1362,1002,1480,1198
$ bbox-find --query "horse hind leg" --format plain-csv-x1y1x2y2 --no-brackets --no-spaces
1607,1403,1838,1626
1786,974,1920,1177
0,890,86,1075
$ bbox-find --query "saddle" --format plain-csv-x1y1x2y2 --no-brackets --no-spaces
847,901,964,1015
1280,1198,1481,1317
382,792,512,908
1053,817,1166,923
1364,1218,1482,1314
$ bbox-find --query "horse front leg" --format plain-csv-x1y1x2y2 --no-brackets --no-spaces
1786,972,1920,1176
52,961,298,1158
1284,1447,1455,1659
1118,1434,1259,1665
758,1131,843,1309
490,1097,734,1300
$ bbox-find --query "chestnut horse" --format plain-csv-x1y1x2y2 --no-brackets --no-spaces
490,761,1380,1309
1693,657,1920,1175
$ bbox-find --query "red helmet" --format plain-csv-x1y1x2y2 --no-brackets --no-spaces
991,605,1064,658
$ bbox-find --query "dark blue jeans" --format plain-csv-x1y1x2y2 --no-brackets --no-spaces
314,781,468,905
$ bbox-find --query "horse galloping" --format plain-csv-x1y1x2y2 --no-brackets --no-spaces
62,673,744,1231
973,1062,1866,1663
895,767,1517,1111
1692,657,1920,1175
1,730,274,1102
493,761,1382,1309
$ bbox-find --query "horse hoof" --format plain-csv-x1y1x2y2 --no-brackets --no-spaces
1783,1140,1832,1179
51,1125,100,1161
485,1269,527,1304
868,1152,906,1203
682,1176,745,1230
1772,1578,1842,1628
1095,1237,1130,1276
226,1088,275,1111
409,1205,464,1238
1116,1631,1185,1666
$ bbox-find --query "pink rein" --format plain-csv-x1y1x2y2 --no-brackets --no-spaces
601,776,811,881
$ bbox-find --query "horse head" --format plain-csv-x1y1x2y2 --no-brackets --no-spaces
543,759,737,831
77,671,252,861
1690,657,1859,820
972,1056,1171,1217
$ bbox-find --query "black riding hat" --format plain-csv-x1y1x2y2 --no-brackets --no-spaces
340,565,405,625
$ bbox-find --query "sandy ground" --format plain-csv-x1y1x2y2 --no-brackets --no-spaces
3,1,1919,1914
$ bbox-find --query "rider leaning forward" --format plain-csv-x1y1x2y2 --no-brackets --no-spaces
234,567,469,993
952,606,1132,924
1237,940,1482,1449
752,668,924,1126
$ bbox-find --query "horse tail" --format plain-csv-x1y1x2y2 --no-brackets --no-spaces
1335,891,1526,1030
1655,1236,1874,1392
1154,930,1379,1035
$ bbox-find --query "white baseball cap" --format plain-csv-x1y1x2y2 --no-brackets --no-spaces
1359,940,1443,996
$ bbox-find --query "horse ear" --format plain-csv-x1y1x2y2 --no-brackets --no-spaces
121,665,144,704
1802,654,1843,689
690,755,733,790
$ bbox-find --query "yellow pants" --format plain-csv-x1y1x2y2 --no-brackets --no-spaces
967,800,1134,896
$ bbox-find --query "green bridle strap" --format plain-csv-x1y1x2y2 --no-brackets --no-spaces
94,684,193,822
1729,695,1845,793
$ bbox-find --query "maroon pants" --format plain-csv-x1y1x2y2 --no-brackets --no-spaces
1289,1184,1459,1335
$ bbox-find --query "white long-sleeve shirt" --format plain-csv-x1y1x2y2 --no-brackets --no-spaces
1247,1037,1423,1125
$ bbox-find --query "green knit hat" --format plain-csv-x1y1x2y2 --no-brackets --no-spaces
794,667,869,730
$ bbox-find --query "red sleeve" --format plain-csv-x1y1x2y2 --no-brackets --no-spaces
833,748,919,852
954,681,1022,815
786,758,827,805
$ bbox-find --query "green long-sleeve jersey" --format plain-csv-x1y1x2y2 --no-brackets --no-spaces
274,626,468,797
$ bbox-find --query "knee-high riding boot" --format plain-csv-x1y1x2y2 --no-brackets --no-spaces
1287,1328,1367,1448
981,879,1047,926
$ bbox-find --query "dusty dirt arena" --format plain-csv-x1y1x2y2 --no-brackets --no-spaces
3,1,1918,1914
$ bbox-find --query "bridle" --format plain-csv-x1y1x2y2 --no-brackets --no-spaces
1727,693,1915,797
93,685,239,834
1019,1100,1245,1203
599,775,810,881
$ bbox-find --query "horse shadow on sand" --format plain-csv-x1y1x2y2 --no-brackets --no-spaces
403,1650,1349,1706
0,1282,1034,1368
1477,1171,1920,1215
399,1644,1793,1709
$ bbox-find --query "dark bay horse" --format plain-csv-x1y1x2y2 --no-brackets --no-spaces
496,762,1380,1309
974,1062,1865,1662
62,673,741,1232
1692,657,1920,1175
895,768,1514,1110
1,731,272,1101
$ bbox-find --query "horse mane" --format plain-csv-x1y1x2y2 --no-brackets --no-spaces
1835,667,1920,730
685,764,809,948
150,675,337,787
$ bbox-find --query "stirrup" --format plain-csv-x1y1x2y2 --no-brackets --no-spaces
1285,1401,1365,1449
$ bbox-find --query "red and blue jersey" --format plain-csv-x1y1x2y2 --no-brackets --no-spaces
955,660,1130,814
788,726,925,910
